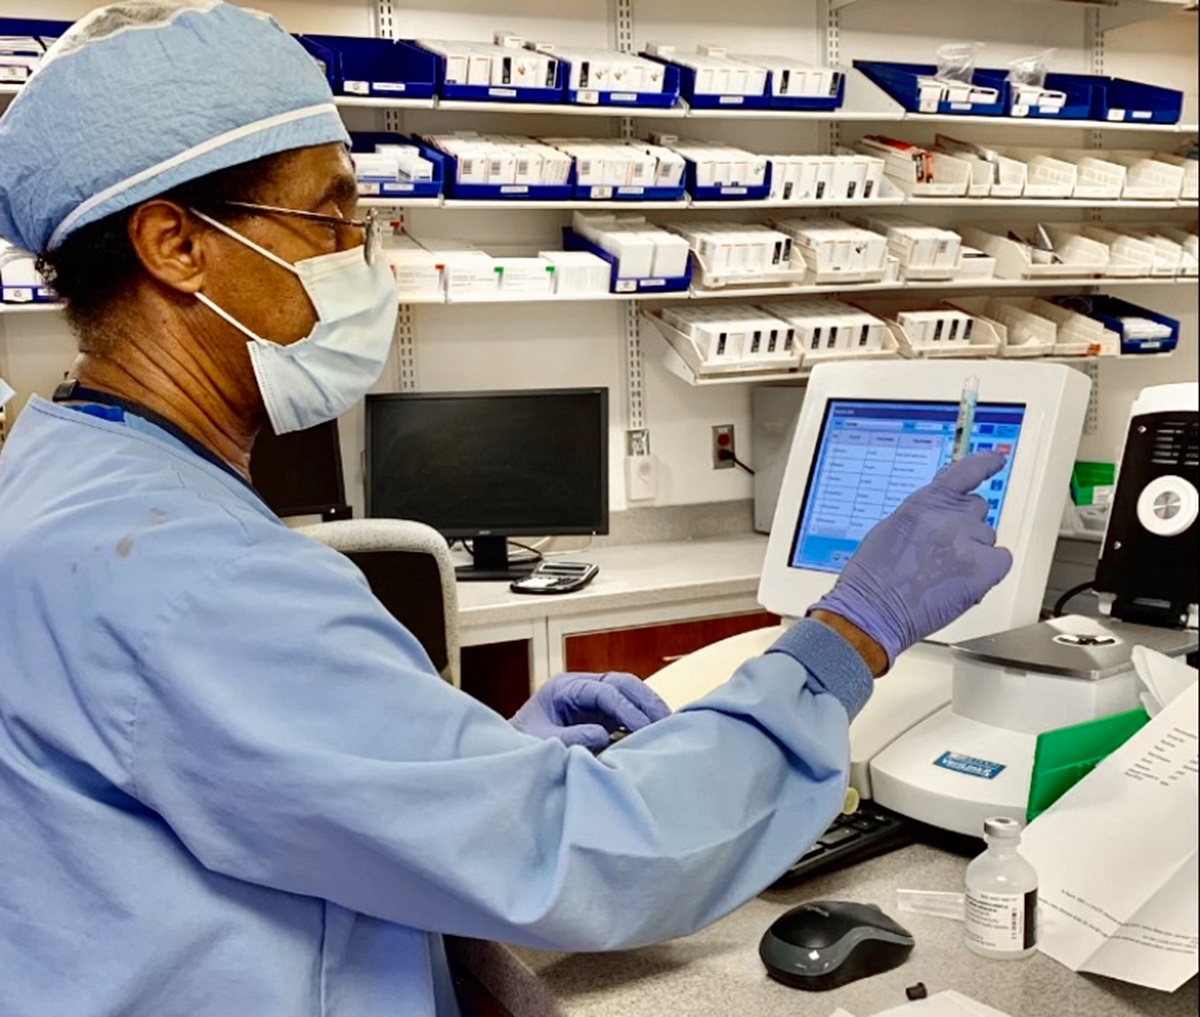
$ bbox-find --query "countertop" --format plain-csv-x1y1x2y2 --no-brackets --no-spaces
453,843,1197,1017
454,534,770,631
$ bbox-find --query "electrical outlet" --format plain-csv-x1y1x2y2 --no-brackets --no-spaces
712,424,735,469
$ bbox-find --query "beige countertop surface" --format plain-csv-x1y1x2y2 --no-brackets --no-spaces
455,534,770,631
453,843,1197,1017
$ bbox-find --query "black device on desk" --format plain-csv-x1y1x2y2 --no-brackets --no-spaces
760,900,914,991
772,800,915,887
510,561,599,595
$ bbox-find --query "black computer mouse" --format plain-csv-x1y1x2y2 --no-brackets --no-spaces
759,899,914,991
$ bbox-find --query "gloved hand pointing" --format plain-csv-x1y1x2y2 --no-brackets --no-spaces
511,672,672,752
810,451,1014,669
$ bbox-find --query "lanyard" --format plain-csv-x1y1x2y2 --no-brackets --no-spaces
52,380,257,495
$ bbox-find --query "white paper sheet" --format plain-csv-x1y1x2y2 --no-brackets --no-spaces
1132,645,1198,717
0,377,15,408
1022,681,1199,991
827,990,1012,1017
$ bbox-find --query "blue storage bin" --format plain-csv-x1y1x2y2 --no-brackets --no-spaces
574,181,688,202
348,133,445,200
1045,73,1183,124
563,60,682,109
1055,296,1180,355
767,69,846,112
974,69,1092,120
563,228,692,295
435,150,575,202
416,43,566,104
643,54,771,110
0,16,73,40
685,161,774,202
854,60,1009,117
295,35,437,99
0,17,73,82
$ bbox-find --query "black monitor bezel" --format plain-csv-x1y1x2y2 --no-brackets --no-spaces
249,419,351,522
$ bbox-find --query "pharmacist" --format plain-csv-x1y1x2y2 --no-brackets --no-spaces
0,3,1011,1015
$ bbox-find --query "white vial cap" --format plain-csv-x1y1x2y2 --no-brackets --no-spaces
983,816,1022,840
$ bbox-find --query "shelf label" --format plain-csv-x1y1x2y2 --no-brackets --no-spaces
615,280,637,293
1107,108,1126,121
718,95,745,105
611,92,638,102
374,82,408,93
489,87,518,97
589,186,614,199
344,80,369,95
1132,110,1152,120
577,89,600,104
617,186,646,196
499,185,529,194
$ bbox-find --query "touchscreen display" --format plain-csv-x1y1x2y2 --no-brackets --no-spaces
789,399,1026,574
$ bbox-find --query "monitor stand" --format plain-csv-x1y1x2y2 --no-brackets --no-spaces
455,535,539,582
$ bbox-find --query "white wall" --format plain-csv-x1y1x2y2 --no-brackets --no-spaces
1,0,1196,519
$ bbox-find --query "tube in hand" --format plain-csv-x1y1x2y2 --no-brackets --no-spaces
951,375,980,462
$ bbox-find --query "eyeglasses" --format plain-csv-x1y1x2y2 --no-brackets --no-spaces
209,200,382,265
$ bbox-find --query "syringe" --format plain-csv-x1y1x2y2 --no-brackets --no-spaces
952,375,980,462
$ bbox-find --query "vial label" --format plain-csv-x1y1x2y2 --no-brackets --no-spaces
965,889,1037,952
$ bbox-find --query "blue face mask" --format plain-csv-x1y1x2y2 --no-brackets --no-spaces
192,210,400,435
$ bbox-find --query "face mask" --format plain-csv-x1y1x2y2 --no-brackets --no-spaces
192,210,400,435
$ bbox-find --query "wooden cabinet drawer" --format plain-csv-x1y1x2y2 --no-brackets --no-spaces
563,611,779,679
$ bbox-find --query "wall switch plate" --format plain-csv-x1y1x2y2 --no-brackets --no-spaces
625,453,659,501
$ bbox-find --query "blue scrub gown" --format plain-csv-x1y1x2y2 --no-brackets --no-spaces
0,397,872,1017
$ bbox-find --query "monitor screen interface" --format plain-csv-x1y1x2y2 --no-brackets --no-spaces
789,398,1026,574
366,388,608,579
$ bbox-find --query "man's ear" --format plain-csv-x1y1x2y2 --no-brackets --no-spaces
126,200,209,295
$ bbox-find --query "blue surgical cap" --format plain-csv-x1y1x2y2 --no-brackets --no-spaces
0,1,350,254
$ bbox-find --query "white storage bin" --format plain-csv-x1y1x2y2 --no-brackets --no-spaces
958,223,1109,279
948,296,1056,358
1000,148,1079,199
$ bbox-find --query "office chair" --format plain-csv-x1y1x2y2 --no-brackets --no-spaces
294,519,461,688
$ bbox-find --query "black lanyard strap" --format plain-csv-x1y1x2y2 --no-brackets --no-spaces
53,380,257,494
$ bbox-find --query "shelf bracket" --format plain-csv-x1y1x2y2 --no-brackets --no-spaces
391,303,418,392
820,0,844,153
611,0,649,440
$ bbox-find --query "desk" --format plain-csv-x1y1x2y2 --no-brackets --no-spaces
455,534,772,688
452,843,1197,1017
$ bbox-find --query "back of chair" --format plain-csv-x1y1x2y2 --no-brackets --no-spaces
294,519,461,687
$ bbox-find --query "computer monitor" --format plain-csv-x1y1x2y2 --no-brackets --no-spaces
365,388,609,581
759,361,1090,645
249,420,351,522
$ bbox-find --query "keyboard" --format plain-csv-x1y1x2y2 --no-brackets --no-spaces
771,800,915,887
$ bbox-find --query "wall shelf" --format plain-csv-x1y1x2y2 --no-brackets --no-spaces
5,273,1191,317
362,195,1197,210
657,340,1176,388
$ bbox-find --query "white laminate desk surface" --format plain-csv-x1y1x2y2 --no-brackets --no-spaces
454,535,771,631
454,843,1197,1017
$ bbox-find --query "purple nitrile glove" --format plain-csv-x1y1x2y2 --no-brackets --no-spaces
511,672,673,752
810,451,1014,669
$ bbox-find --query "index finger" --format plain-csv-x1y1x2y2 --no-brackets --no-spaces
584,681,660,732
932,450,1007,496
601,672,672,723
